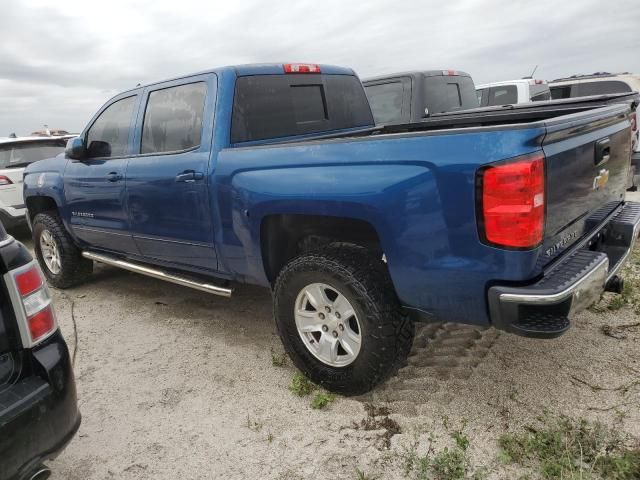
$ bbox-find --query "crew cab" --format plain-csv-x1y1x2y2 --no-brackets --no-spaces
23,63,639,395
363,70,478,124
0,224,80,479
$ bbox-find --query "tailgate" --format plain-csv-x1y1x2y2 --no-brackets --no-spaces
541,105,631,264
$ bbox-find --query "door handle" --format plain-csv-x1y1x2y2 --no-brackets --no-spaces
595,138,611,166
175,170,204,183
106,172,123,182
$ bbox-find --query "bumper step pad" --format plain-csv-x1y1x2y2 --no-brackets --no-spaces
488,250,608,338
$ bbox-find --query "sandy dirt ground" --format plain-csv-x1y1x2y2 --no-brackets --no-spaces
13,197,640,479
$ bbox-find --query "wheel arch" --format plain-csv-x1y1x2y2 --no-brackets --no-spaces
25,195,59,223
260,213,384,284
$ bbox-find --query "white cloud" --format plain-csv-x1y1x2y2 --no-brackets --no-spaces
1,0,638,135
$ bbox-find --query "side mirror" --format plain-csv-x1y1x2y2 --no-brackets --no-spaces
65,137,87,160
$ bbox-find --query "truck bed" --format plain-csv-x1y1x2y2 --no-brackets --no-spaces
374,92,639,133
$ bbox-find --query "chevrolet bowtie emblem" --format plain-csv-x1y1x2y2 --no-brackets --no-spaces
593,168,609,190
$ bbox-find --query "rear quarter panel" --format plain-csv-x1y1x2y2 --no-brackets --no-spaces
213,127,547,325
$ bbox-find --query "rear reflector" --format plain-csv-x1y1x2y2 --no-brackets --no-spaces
478,153,545,249
27,306,55,343
284,63,321,74
0,175,13,186
5,262,57,347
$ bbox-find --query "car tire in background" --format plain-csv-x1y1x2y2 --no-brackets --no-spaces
273,243,414,395
32,212,93,288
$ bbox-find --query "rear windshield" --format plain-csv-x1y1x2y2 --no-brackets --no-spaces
0,140,66,169
423,75,478,113
487,85,518,105
550,80,632,99
231,74,374,143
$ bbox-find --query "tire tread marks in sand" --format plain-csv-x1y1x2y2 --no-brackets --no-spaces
359,323,500,414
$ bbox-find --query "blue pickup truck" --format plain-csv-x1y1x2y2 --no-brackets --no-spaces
23,63,639,395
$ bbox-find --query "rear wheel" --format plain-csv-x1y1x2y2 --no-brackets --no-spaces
32,212,93,288
273,244,414,395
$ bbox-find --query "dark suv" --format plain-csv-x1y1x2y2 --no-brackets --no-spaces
0,223,80,479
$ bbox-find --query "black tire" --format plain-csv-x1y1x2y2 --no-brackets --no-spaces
32,212,93,288
273,244,414,396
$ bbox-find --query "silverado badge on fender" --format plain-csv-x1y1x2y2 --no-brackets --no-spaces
592,168,610,190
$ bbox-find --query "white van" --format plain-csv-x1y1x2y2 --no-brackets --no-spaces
476,79,551,106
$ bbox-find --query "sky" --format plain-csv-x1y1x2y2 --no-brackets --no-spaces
1,0,638,136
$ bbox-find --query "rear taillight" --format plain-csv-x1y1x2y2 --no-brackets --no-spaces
630,111,637,132
5,261,57,347
442,69,458,76
0,175,13,186
284,63,321,74
478,153,545,249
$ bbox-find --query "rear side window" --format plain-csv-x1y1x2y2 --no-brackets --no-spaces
550,86,571,99
423,75,478,113
529,84,551,102
574,81,632,97
231,74,373,143
487,85,517,105
141,82,207,154
86,96,136,158
0,140,66,168
365,82,405,124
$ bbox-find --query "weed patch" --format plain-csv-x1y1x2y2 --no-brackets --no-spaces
288,372,314,396
271,348,288,367
498,414,640,479
311,391,335,409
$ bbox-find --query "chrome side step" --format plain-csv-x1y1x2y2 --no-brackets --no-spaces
82,251,232,298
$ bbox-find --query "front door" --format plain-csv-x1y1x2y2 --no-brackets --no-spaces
64,93,140,253
125,75,217,271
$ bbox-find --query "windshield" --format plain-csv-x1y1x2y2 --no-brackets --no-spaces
0,140,66,168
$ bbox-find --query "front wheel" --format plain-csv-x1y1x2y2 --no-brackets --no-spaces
32,212,93,288
273,244,414,395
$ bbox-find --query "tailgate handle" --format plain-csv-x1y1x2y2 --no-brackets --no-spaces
595,138,610,166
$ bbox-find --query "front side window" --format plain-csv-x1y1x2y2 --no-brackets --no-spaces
141,82,207,154
86,96,136,158
365,82,405,124
487,85,517,105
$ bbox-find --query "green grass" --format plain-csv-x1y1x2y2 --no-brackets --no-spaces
311,391,335,409
608,295,626,311
354,468,379,480
498,414,640,479
270,348,288,367
288,372,314,396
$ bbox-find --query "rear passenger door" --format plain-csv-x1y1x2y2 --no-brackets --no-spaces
125,74,218,271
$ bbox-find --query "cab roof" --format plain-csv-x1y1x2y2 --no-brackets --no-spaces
119,63,357,96
363,70,471,83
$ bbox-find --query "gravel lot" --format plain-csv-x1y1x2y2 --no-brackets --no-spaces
13,198,640,478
